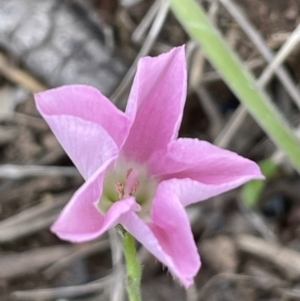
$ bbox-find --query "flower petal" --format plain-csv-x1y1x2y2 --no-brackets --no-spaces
122,46,187,162
158,177,257,207
120,185,200,287
35,85,132,148
38,114,119,179
52,157,138,242
150,185,201,286
148,138,263,206
149,138,263,184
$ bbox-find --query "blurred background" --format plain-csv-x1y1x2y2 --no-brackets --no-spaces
0,0,300,300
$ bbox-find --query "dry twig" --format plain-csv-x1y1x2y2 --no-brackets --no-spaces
218,0,300,107
0,164,79,179
239,203,278,243
0,52,46,92
237,235,300,281
196,87,224,138
131,0,161,43
0,192,72,242
111,0,170,104
109,229,125,301
44,239,110,278
11,276,111,300
215,24,300,147
0,245,74,280
0,193,70,230
215,0,300,148
0,212,59,243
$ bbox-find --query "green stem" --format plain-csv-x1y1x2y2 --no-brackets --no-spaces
119,226,142,301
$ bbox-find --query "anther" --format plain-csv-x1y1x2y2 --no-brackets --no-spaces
124,168,139,197
130,180,139,195
126,168,133,179
115,182,124,199
115,168,140,199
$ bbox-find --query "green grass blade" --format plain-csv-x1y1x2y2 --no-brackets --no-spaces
168,0,300,172
242,159,278,207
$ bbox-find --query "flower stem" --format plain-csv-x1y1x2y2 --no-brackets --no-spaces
118,225,142,301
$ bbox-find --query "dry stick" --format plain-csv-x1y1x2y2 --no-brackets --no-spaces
0,52,46,92
131,0,161,43
208,0,220,20
0,212,59,243
118,8,138,32
44,239,110,278
237,234,300,281
120,0,144,7
11,277,111,301
109,229,125,301
239,201,278,242
0,164,79,179
36,148,67,165
198,273,256,301
246,265,288,289
189,46,206,90
196,87,224,138
110,0,170,105
219,0,300,108
215,0,300,147
0,245,74,280
258,24,300,89
215,24,300,147
14,112,49,131
280,288,300,299
0,193,75,242
197,273,232,300
0,192,71,230
267,32,291,49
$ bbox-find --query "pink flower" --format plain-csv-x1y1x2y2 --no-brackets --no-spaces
35,46,263,287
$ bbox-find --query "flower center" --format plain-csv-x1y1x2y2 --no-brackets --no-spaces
115,168,140,199
98,158,157,219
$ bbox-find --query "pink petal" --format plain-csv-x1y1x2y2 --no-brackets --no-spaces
120,185,200,287
148,138,263,206
122,46,187,163
149,138,263,184
37,114,119,180
150,185,201,286
52,157,139,242
35,85,131,148
158,177,259,207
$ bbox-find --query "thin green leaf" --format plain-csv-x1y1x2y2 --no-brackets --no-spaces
168,0,300,172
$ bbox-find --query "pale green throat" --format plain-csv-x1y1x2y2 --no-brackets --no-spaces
98,157,157,219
